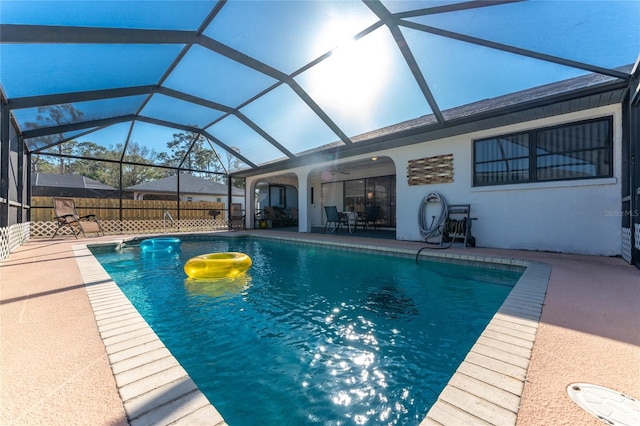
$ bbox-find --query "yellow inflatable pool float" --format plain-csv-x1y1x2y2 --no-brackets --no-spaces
184,252,252,279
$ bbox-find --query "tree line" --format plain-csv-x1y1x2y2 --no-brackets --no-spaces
28,105,244,189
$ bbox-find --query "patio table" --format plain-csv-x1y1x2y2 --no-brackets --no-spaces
341,211,358,234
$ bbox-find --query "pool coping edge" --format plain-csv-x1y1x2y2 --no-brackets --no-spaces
73,243,227,426
242,233,551,425
74,235,550,426
421,260,550,425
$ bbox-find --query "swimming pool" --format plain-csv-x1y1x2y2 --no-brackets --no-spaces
91,236,522,425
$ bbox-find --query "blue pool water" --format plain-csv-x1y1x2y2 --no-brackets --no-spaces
91,236,522,425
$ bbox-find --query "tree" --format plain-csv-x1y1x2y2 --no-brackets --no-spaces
118,141,165,187
224,147,246,189
24,112,247,191
160,131,225,177
24,104,85,174
69,142,114,184
31,155,58,174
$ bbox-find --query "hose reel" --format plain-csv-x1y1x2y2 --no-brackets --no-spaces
417,193,476,261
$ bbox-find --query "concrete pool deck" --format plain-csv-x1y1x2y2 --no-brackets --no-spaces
1,230,638,425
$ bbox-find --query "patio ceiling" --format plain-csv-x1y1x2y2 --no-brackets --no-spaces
1,0,638,178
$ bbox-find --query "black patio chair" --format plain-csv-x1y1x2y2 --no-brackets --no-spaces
356,205,381,231
324,206,347,233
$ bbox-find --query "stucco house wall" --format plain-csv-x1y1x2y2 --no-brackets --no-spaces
389,104,622,256
248,104,622,257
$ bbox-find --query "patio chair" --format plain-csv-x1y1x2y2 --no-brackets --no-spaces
356,205,381,231
287,207,298,226
229,203,246,230
264,206,286,227
51,197,104,239
324,206,347,233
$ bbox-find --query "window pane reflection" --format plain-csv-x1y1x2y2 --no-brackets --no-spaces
344,175,395,227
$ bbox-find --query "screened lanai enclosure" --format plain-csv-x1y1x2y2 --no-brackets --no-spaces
1,0,639,267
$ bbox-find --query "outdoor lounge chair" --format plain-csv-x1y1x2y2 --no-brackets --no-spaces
229,203,246,230
324,206,347,233
51,197,104,238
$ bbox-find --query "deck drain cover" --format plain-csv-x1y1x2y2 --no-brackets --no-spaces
567,383,640,426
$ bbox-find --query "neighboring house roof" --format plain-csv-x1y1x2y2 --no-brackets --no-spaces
32,173,117,190
125,174,244,197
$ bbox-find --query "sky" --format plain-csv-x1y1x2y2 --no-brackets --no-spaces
1,0,638,171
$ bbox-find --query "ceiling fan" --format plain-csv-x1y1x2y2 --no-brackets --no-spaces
330,168,350,176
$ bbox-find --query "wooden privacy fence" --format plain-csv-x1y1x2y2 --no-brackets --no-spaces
30,197,227,222
28,197,244,238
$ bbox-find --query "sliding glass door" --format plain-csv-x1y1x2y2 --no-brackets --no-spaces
343,175,395,227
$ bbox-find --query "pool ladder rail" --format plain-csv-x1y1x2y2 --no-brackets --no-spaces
163,210,176,234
